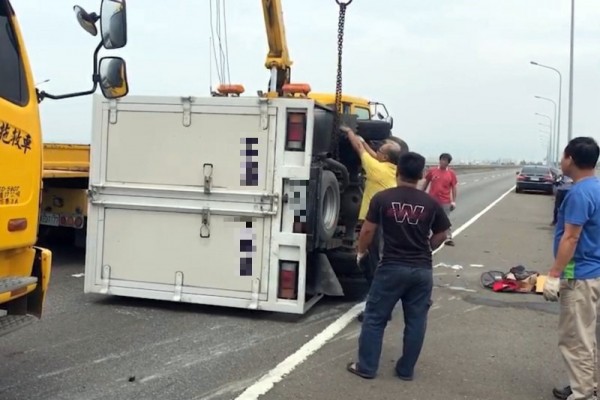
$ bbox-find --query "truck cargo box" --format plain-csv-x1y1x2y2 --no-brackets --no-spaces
84,94,333,314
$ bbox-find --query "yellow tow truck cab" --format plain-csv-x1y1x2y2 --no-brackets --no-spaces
0,1,51,328
0,0,130,334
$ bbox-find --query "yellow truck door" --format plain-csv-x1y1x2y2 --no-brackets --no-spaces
0,0,51,328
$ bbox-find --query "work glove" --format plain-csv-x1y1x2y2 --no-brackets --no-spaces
543,276,560,302
356,252,367,266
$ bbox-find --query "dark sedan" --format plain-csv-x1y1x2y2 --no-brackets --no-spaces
515,165,556,194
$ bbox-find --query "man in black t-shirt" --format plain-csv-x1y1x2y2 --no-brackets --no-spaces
346,151,451,381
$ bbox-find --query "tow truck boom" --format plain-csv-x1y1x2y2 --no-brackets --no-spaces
262,0,292,96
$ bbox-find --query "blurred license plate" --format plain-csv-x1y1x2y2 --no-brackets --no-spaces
530,178,540,182
40,212,60,226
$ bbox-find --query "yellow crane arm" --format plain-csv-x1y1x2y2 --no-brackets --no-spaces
261,0,292,96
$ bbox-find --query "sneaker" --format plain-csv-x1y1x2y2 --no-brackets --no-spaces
566,395,597,400
555,386,598,400
554,386,571,400
444,239,455,247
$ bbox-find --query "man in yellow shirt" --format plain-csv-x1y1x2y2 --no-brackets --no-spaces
341,126,401,321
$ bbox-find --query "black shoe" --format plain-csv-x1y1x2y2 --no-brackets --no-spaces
553,385,597,399
445,239,455,247
553,386,571,400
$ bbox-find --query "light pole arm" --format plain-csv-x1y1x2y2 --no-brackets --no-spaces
531,61,563,164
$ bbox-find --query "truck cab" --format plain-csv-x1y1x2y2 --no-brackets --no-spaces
0,1,51,331
0,0,130,335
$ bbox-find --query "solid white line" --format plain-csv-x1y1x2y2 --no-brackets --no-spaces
233,184,516,400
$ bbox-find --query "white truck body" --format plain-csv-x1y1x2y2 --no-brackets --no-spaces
84,94,342,314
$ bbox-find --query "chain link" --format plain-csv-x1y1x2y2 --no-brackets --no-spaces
331,1,350,159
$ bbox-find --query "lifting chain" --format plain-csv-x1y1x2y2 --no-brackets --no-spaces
331,0,352,159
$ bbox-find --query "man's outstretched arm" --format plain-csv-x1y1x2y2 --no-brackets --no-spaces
340,126,367,156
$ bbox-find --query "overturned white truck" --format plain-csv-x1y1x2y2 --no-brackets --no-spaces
84,94,395,314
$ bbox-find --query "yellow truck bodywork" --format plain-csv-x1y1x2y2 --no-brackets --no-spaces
308,92,371,120
40,144,90,233
0,0,52,329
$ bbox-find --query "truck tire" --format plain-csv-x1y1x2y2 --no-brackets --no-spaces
317,170,341,243
356,120,391,141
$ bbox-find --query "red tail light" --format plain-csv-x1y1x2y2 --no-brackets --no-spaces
544,174,554,182
278,261,298,300
293,221,307,233
8,218,27,232
517,174,526,181
286,112,307,151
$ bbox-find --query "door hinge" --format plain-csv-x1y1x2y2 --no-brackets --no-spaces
108,100,118,124
200,208,211,238
248,278,260,310
203,163,213,194
258,97,269,130
101,265,111,294
181,96,193,127
173,271,184,301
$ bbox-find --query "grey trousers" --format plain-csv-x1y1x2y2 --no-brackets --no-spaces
559,278,600,400
441,204,453,239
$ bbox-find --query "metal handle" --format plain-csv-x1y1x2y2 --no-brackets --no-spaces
203,163,213,194
200,208,211,238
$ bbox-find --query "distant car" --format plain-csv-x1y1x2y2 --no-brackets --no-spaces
515,165,557,194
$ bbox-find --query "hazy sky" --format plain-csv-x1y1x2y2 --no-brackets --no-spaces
12,0,600,162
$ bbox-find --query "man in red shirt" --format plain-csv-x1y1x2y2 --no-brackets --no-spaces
422,153,458,246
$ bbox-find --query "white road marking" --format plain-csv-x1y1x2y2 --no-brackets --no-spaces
447,286,477,293
71,273,85,278
464,305,484,313
470,264,485,268
233,184,516,400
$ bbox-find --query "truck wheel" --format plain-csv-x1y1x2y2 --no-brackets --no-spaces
317,170,341,242
356,120,391,141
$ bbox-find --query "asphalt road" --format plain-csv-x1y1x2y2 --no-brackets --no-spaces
259,180,565,400
0,168,519,400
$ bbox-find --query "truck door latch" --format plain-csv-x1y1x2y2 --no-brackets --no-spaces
203,163,213,194
200,208,211,238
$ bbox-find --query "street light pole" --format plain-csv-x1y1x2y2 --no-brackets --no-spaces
536,112,554,166
530,61,562,164
567,0,575,141
539,130,552,166
534,96,558,165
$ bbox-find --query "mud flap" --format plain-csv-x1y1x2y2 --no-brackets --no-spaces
28,247,52,319
308,253,344,297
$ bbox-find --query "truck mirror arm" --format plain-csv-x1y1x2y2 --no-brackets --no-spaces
37,41,103,103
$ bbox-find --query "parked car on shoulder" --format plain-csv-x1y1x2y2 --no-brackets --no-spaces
515,165,557,194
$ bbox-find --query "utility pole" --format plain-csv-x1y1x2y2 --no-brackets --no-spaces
567,0,575,141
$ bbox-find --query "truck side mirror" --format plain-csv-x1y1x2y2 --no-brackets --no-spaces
100,0,127,49
99,57,129,99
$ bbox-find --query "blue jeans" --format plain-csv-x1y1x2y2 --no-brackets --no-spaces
357,263,433,378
